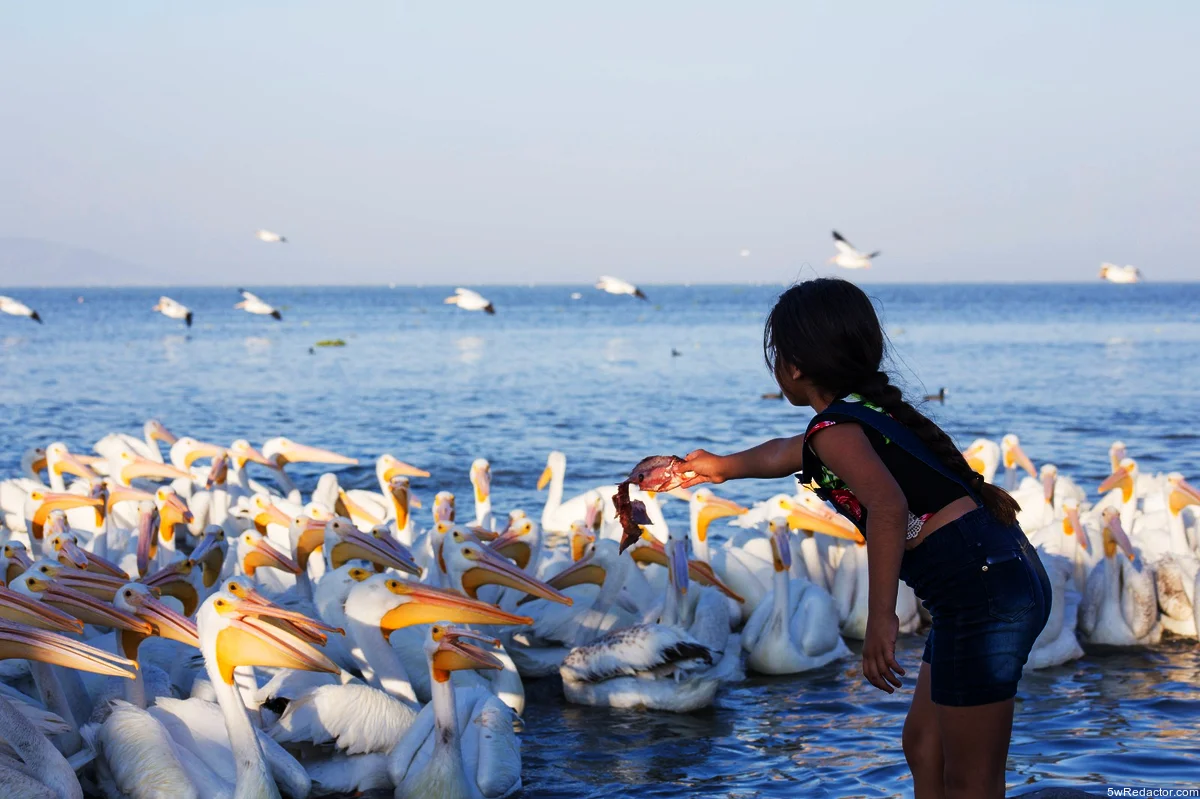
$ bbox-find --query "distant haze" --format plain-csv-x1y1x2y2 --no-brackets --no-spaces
1,2,1196,286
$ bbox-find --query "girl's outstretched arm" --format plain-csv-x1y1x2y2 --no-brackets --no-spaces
680,434,806,487
809,423,908,694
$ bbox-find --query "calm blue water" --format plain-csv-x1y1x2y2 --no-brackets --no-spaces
3,283,1199,797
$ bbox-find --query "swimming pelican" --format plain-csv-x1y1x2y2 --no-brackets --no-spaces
595,275,647,300
152,296,193,327
829,231,880,269
0,294,42,323
444,288,496,315
1099,263,1141,283
1000,434,1037,492
235,289,283,320
256,229,288,243
94,420,178,467
962,439,1001,484
1142,474,1200,637
537,451,671,539
470,459,494,530
1026,552,1084,669
388,626,522,799
1098,457,1141,533
1079,508,1161,646
742,520,851,674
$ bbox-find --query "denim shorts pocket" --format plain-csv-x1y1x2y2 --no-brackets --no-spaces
981,550,1036,622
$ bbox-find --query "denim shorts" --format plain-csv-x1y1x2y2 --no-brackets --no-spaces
899,507,1052,707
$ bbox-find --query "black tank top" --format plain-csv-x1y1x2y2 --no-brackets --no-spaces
798,396,976,539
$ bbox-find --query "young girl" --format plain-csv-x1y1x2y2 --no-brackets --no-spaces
680,278,1051,799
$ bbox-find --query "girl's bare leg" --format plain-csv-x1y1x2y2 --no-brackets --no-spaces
902,662,944,799
936,698,1014,799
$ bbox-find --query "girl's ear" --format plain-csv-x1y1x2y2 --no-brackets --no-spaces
787,363,804,381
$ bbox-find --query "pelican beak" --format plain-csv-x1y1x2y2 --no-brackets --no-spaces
460,547,572,606
770,522,793,572
205,455,229,488
31,453,49,475
214,611,340,685
1004,442,1036,478
106,485,154,513
1098,464,1135,503
329,528,421,576
148,421,179,446
136,506,159,577
467,526,501,542
388,478,411,530
1041,470,1057,504
687,560,744,602
570,530,594,562
291,517,328,570
124,589,200,649
229,595,342,646
669,538,689,595
963,443,986,476
786,505,865,543
0,584,84,634
120,454,193,484
180,441,227,469
51,568,132,601
53,451,100,484
3,545,32,583
40,583,153,634
380,581,533,636
140,562,200,616
431,629,504,681
56,537,91,570
252,498,291,531
382,458,429,481
243,538,302,576
156,491,192,542
1063,506,1088,553
696,495,748,542
537,465,553,491
0,622,137,679
277,441,358,466
534,554,606,600
28,493,104,540
630,535,670,568
231,441,273,467
1168,478,1200,515
1102,510,1136,561
336,490,382,529
488,527,532,570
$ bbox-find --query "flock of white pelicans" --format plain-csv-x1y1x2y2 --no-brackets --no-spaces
0,424,1195,798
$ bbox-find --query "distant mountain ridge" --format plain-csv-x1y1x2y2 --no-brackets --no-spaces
0,237,161,287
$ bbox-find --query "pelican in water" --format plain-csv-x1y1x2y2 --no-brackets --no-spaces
537,451,672,539
256,228,287,243
595,275,646,299
1141,474,1200,637
829,230,880,269
94,420,178,466
962,439,1001,484
1000,434,1037,492
151,296,193,327
1099,263,1140,283
742,520,851,674
1079,508,1161,646
389,626,522,799
235,289,283,320
444,288,496,315
0,294,42,323
1026,551,1084,669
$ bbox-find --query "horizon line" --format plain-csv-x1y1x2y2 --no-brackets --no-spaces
3,279,1196,290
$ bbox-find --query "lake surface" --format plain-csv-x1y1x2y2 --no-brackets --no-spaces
2,282,1199,797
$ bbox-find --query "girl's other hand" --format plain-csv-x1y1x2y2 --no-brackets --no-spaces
861,611,905,693
680,449,727,487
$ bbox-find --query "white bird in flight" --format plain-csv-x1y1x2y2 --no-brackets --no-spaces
444,287,496,314
1099,263,1141,284
255,229,287,243
235,289,282,320
0,295,42,323
595,275,647,300
152,296,193,327
829,231,880,270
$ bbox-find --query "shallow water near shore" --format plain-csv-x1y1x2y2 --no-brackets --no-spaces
3,282,1199,797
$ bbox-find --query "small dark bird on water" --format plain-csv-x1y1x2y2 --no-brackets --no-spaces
924,388,948,403
762,391,784,400
671,348,682,357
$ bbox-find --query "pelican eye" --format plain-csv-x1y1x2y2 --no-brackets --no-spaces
123,589,132,598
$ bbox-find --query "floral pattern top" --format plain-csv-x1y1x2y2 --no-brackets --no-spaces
803,394,931,539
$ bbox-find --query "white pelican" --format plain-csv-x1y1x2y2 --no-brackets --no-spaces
1098,457,1141,533
470,459,494,530
1026,552,1084,669
595,275,647,300
94,420,178,466
1099,263,1141,283
256,228,288,243
0,294,42,323
235,289,282,320
444,288,496,315
1000,434,1037,491
1142,474,1200,637
93,590,339,799
1079,508,1161,646
828,231,880,270
962,439,1001,484
537,451,671,539
742,520,851,674
388,626,522,799
151,296,193,327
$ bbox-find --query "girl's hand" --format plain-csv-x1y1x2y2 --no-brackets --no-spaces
680,449,727,488
861,611,905,693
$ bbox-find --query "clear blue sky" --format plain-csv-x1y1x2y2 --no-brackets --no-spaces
1,1,1196,284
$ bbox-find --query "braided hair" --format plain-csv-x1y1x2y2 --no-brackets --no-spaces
764,278,1019,525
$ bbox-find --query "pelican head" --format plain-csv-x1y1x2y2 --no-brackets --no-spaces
1040,464,1058,504
538,451,566,491
12,571,152,635
228,439,272,470
262,437,358,468
388,476,412,530
1001,435,1036,478
1166,473,1200,516
45,442,100,485
1060,499,1088,552
442,529,571,605
145,420,179,447
470,459,492,505
427,625,504,683
487,516,539,570
377,453,429,483
433,491,456,524
0,619,137,679
324,517,421,576
237,529,301,577
114,582,200,658
115,451,192,485
25,490,104,540
1101,508,1136,561
691,489,748,542
1,541,33,584
345,574,533,641
768,519,793,573
1099,458,1138,503
170,437,227,470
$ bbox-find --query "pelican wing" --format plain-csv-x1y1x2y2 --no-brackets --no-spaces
560,623,712,683
464,693,522,799
238,289,265,304
269,683,418,755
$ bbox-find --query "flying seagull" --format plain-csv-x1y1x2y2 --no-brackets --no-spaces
829,231,880,269
235,289,282,320
256,229,287,243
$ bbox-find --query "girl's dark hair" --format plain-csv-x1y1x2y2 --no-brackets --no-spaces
765,278,1019,525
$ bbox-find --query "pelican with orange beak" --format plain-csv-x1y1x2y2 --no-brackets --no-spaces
261,437,358,505
1080,508,1160,646
1147,474,1200,637
1000,434,1037,491
742,520,851,674
93,419,179,466
962,438,1001,484
1099,456,1140,532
